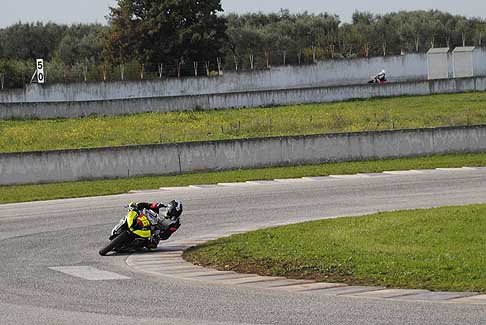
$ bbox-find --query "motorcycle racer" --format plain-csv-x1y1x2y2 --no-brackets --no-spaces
99,200,183,255
126,201,182,249
368,70,387,84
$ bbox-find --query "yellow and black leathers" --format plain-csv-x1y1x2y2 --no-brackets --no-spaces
127,202,161,239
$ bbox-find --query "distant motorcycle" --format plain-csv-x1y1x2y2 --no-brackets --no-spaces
368,70,387,84
99,200,182,256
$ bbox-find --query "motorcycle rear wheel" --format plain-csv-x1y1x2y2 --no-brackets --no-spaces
99,231,132,256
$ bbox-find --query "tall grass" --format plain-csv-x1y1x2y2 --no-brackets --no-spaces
1,92,486,153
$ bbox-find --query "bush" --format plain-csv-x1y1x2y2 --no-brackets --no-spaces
0,59,31,89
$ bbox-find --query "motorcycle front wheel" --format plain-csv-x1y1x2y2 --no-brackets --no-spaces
99,231,132,256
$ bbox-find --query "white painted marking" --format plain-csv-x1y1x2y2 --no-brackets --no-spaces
382,170,424,175
351,289,428,299
159,186,197,191
301,176,337,181
329,174,370,179
218,182,253,187
356,173,392,177
245,180,280,185
436,167,471,172
128,190,164,194
468,167,486,171
188,184,222,189
147,167,486,192
284,282,347,292
273,178,313,183
49,266,130,281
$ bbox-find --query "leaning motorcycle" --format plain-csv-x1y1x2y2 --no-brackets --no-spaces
99,200,182,256
368,76,387,84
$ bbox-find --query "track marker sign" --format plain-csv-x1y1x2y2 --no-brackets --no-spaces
36,59,45,84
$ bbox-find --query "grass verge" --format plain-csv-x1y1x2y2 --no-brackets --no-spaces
2,92,486,152
1,152,486,204
184,204,486,292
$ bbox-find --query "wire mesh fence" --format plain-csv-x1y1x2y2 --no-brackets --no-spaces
0,49,323,89
0,42,485,89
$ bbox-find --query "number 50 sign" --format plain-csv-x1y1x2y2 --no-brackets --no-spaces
36,59,45,84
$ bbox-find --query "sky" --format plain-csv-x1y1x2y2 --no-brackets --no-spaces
1,0,486,27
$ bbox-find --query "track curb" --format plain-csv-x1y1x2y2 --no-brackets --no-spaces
127,167,486,304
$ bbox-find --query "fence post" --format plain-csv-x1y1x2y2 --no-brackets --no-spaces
205,61,210,76
265,50,270,69
102,65,107,81
0,72,4,90
217,57,222,75
193,62,198,76
233,55,239,71
140,63,145,80
249,52,254,70
158,63,163,78
120,64,125,81
83,64,88,82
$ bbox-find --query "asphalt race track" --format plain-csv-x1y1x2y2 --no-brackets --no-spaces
2,168,486,324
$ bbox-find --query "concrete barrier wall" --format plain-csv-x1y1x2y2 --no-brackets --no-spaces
474,48,486,76
0,53,428,103
1,125,486,186
2,50,485,105
1,77,486,120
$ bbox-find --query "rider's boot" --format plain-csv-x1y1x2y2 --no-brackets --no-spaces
146,234,160,250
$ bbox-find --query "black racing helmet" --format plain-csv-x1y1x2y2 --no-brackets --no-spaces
167,200,183,218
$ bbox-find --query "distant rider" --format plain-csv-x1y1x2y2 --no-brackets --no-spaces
127,200,182,249
374,70,387,83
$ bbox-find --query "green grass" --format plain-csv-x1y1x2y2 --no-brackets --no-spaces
2,92,486,153
2,152,486,204
184,204,486,292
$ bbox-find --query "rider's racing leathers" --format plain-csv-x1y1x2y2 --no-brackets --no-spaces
127,202,164,247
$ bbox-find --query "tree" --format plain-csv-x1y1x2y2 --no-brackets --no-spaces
455,16,473,46
352,12,376,57
58,25,106,66
105,0,228,75
472,20,486,46
0,22,65,60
